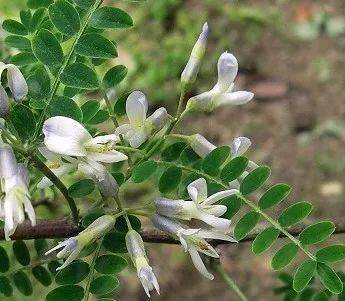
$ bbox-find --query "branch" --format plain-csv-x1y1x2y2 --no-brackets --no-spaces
1,216,345,242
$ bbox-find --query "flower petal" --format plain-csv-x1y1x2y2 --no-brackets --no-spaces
198,229,237,243
217,91,254,106
0,85,9,117
89,134,120,145
0,144,18,179
126,91,148,126
87,150,128,163
126,129,148,148
6,64,28,102
202,204,227,217
203,189,239,206
189,134,216,158
43,116,91,156
146,107,169,132
231,136,252,157
187,178,208,204
197,212,231,233
216,52,238,92
188,247,214,280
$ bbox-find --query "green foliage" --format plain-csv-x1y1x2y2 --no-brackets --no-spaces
316,245,345,263
131,160,158,183
75,34,117,59
68,179,95,198
90,7,133,29
202,146,230,176
32,266,52,286
271,243,298,270
258,183,291,210
55,261,90,285
299,222,335,245
220,156,249,183
159,166,182,193
240,166,271,195
60,63,99,89
95,255,127,274
278,202,313,227
13,241,30,266
89,275,119,295
252,227,280,254
234,211,260,241
46,285,84,301
293,260,317,292
103,65,128,88
0,247,10,273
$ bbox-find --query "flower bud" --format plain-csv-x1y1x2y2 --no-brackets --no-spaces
146,107,169,132
181,22,209,86
0,143,18,179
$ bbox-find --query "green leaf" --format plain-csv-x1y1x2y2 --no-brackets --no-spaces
2,19,28,35
34,239,49,256
90,275,119,295
159,166,182,193
114,93,129,116
132,160,158,183
20,10,32,29
317,262,343,294
68,179,95,198
48,96,83,122
103,65,128,88
47,261,61,275
13,240,30,266
27,0,53,9
60,63,99,89
240,166,271,195
55,261,90,285
258,183,291,210
0,247,10,273
299,221,335,245
0,276,13,297
202,146,230,176
220,156,249,183
27,66,51,100
103,231,127,253
82,211,104,227
76,33,117,58
81,100,100,122
316,245,345,263
30,8,47,32
9,105,36,141
115,215,141,233
95,255,128,274
10,52,37,66
49,0,80,36
234,211,260,241
252,226,280,254
13,271,32,296
90,7,133,29
46,285,84,301
32,29,63,67
271,243,299,270
293,260,317,292
5,35,31,50
161,142,187,162
32,266,52,286
87,109,109,124
220,195,243,219
74,0,95,9
180,146,200,165
278,201,313,228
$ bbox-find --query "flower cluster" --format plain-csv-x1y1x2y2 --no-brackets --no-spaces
152,178,238,279
0,62,28,117
0,144,35,240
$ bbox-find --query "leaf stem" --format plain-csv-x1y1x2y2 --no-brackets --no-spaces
83,241,102,301
215,264,249,301
32,0,104,141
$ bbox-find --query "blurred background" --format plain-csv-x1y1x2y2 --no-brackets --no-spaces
1,0,344,300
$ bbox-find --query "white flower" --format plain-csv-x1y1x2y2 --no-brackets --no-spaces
186,52,254,112
43,116,128,163
151,214,236,280
37,147,78,189
78,159,118,197
115,91,169,148
46,215,115,270
125,230,160,297
181,22,209,86
0,160,35,240
155,178,238,233
0,62,28,102
189,134,216,158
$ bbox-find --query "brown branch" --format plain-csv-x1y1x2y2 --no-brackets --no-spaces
1,216,345,243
